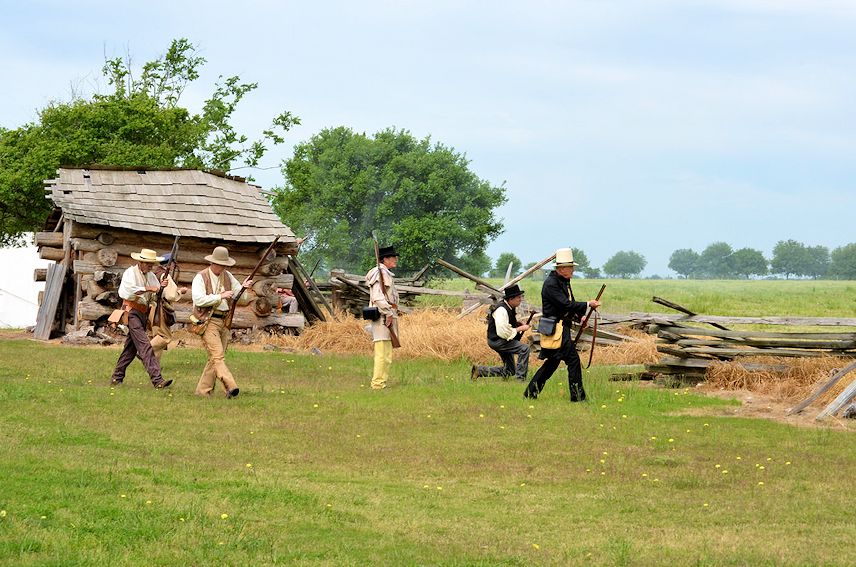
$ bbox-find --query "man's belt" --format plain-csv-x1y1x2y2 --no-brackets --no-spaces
210,311,227,319
122,299,149,314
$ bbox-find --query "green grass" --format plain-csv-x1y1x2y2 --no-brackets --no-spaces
1,338,855,565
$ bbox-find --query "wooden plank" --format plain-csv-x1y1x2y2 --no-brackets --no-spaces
658,325,856,341
33,263,67,340
436,259,501,294
672,337,856,350
629,312,856,327
665,346,856,358
816,375,856,420
788,361,856,415
500,253,555,290
653,296,731,331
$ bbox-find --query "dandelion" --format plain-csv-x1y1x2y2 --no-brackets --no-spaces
326,504,332,508
586,468,591,473
527,414,532,418
528,405,534,409
313,404,319,408
715,464,721,469
736,456,742,460
327,366,332,370
479,414,484,418
653,478,659,483
703,423,709,427
179,517,185,522
436,486,443,491
601,472,606,476
722,470,728,474
759,466,765,471
41,515,46,520
785,461,792,465
641,473,648,478
599,459,605,464
758,481,764,486
668,439,674,443
356,434,361,438
602,452,608,456
500,426,506,430
600,405,607,409
500,405,505,409
703,503,709,507
686,429,691,433
0,510,6,518
426,415,431,418
520,482,526,487
146,500,152,505
221,513,229,520
423,485,429,489
766,457,772,461
218,542,225,546
532,543,540,550
246,463,253,468
120,494,127,498
650,436,657,440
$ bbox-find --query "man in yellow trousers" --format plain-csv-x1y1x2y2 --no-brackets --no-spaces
365,246,400,390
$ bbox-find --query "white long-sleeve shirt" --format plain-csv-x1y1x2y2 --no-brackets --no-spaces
118,265,160,306
192,268,249,312
492,303,517,340
366,265,399,317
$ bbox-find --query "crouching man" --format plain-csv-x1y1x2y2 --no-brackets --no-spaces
471,284,531,381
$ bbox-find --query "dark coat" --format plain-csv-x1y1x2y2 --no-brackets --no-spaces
539,270,588,359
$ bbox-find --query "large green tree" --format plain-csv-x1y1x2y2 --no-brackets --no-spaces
697,242,734,279
830,243,856,280
771,239,807,279
602,250,646,278
730,247,768,279
0,38,297,246
491,252,522,278
272,126,506,274
668,248,700,278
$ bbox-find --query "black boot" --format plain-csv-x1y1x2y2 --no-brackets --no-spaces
523,379,540,399
569,382,586,402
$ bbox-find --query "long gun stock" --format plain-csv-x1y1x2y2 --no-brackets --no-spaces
224,236,281,329
152,236,180,328
573,284,606,344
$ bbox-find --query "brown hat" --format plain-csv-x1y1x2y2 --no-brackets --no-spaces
131,248,165,263
204,246,236,267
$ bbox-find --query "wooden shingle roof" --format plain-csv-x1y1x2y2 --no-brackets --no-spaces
45,168,295,243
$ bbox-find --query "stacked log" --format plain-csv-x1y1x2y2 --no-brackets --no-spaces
34,224,306,338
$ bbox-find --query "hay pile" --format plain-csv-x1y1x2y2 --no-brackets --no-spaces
706,356,854,405
172,308,657,366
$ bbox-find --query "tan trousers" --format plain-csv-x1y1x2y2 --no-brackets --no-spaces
372,340,393,390
195,317,239,396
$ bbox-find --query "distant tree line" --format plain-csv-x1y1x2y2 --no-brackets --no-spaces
486,240,856,281
668,240,856,280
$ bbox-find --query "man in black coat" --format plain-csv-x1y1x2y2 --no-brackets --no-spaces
471,284,532,381
524,248,601,401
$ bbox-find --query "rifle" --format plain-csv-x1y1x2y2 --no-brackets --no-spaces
224,236,281,329
573,284,606,369
151,236,180,328
371,233,401,348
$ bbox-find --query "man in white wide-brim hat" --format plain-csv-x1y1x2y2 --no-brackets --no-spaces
524,248,601,401
110,248,173,389
191,246,254,399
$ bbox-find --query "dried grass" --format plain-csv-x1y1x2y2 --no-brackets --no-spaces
168,308,660,366
705,355,855,404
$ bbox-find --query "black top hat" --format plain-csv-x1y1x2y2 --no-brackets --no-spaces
503,284,524,300
378,246,399,259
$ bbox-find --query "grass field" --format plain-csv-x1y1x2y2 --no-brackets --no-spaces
1,336,855,566
425,277,856,323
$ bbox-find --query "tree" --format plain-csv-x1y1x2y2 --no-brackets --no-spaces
668,248,700,278
602,250,646,278
697,242,734,279
491,252,522,278
804,245,830,279
771,239,807,279
571,249,593,278
830,243,856,280
730,248,768,279
0,38,297,246
272,126,506,274
457,251,492,278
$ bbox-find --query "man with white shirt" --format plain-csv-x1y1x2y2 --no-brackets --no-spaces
191,246,253,398
110,248,173,389
471,284,532,381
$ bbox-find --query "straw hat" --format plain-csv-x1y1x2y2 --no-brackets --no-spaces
554,248,579,267
204,246,236,267
131,248,165,263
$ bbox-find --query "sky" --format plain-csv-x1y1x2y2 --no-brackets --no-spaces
2,0,855,310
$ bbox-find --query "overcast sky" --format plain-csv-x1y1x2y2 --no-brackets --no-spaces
2,0,855,277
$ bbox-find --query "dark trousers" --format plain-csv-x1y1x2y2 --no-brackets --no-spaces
475,339,530,381
525,339,586,401
111,310,163,385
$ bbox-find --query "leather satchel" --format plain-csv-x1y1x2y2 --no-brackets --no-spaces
537,316,557,336
107,308,128,328
362,306,381,321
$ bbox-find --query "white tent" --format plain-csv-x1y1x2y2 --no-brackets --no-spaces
0,238,49,328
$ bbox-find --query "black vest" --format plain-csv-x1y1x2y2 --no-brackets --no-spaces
487,301,520,343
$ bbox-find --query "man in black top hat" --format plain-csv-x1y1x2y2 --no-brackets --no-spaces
471,284,532,381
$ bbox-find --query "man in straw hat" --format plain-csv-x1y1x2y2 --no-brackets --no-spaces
524,248,601,402
366,245,400,390
191,246,254,398
110,248,174,389
471,284,532,381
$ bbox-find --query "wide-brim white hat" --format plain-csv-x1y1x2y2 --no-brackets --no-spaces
204,246,236,266
131,248,165,263
554,247,579,267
